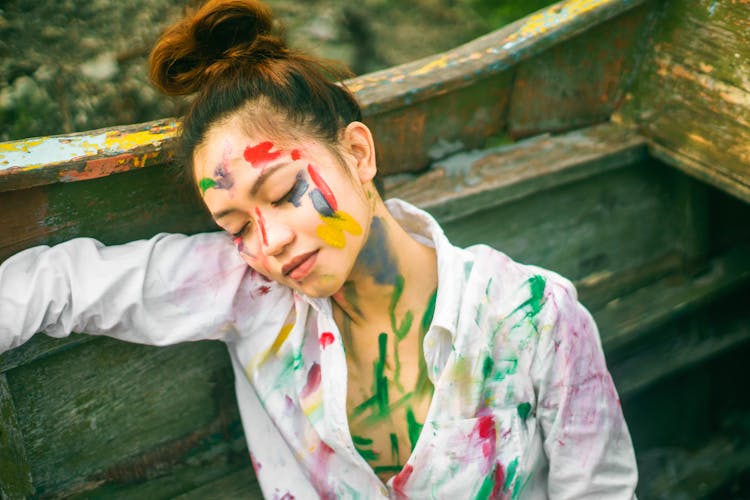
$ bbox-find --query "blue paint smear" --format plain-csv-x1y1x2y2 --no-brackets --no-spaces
309,189,334,217
287,171,308,207
357,216,399,285
213,162,234,190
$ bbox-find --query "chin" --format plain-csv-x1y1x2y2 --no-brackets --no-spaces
294,274,343,299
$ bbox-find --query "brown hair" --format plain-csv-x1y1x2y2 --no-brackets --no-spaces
148,0,362,179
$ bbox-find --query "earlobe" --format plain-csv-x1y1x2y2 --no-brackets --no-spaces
344,121,377,184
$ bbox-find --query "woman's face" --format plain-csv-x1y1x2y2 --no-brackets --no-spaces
193,117,374,298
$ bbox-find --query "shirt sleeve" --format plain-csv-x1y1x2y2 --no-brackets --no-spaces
0,231,274,352
532,276,638,499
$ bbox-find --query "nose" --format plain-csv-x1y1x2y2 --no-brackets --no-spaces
257,209,295,256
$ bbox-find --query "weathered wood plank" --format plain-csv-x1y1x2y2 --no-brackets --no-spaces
612,309,750,398
507,4,653,137
615,0,750,203
386,123,648,223
596,244,750,355
0,373,34,498
5,338,245,496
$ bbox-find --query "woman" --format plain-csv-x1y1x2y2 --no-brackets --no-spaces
0,0,637,498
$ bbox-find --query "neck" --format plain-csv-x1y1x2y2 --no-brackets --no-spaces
332,199,438,356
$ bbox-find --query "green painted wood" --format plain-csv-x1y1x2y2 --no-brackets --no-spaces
5,338,246,496
507,4,653,137
0,373,34,498
616,0,750,203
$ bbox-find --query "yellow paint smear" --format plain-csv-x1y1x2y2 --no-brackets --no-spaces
316,211,363,249
412,55,450,76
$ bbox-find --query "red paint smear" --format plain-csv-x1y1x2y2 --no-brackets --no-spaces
300,363,322,398
392,464,414,499
291,149,302,161
257,285,271,295
476,415,495,440
491,463,505,498
307,164,337,211
254,207,268,246
319,332,335,349
244,141,281,167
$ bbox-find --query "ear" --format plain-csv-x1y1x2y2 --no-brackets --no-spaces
342,121,377,184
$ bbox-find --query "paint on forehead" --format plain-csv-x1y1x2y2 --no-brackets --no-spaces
199,177,217,195
288,171,309,207
307,163,338,211
244,141,282,168
254,207,269,246
291,149,302,161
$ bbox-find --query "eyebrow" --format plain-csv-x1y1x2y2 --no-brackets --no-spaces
210,162,288,220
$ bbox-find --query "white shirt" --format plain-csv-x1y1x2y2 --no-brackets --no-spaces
0,199,637,499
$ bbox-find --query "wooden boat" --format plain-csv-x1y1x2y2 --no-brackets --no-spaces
1,0,749,497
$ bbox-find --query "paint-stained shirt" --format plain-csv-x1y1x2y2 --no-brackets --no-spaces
0,199,638,499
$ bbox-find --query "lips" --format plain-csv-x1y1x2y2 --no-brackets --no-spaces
283,250,319,281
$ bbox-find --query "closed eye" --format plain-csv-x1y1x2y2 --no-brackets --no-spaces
232,222,251,238
272,172,308,207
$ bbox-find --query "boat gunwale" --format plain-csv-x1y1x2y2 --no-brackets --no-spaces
0,0,648,194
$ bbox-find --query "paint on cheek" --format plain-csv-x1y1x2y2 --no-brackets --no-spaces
288,171,309,207
307,163,338,211
254,207,269,246
243,141,281,167
310,189,335,217
199,177,217,195
316,211,363,249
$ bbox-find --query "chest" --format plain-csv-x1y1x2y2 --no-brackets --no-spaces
342,319,433,481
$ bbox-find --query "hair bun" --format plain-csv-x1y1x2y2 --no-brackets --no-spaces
149,0,287,96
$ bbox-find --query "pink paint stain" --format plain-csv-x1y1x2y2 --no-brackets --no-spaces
310,441,336,499
257,285,271,295
244,141,281,167
392,463,414,499
254,207,269,246
300,363,322,398
491,463,505,499
471,414,497,474
319,332,335,349
307,164,337,211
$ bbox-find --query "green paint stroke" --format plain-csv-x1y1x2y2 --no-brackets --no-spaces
374,332,390,416
503,457,519,492
199,177,217,195
517,402,532,421
513,275,546,319
415,289,438,396
482,356,494,381
475,471,496,500
390,432,400,465
352,435,378,461
390,275,413,341
406,407,423,452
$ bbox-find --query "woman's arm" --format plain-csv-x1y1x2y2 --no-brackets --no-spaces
0,232,275,352
532,277,638,499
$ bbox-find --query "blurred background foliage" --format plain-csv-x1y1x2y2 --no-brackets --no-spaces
0,0,556,141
